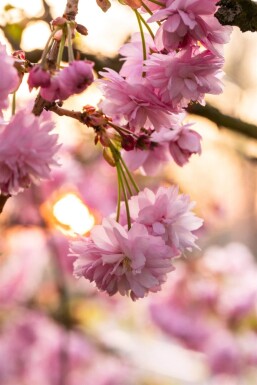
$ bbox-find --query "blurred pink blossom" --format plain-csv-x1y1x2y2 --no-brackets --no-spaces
0,43,19,111
28,65,51,91
0,108,60,195
40,60,94,102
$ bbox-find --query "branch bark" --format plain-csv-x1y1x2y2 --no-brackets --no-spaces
63,0,79,20
187,103,257,140
215,0,257,32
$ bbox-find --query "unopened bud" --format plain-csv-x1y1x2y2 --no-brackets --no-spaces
76,24,88,36
121,135,135,151
103,148,116,167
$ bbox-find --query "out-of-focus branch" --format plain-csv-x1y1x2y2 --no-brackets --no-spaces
215,0,257,32
63,0,79,20
0,195,10,214
187,103,257,140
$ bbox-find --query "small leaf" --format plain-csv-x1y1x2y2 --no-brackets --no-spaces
96,0,111,12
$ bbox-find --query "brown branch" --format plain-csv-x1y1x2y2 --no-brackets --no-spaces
215,0,257,32
187,103,257,140
63,0,79,20
49,102,257,141
0,195,10,214
48,104,86,123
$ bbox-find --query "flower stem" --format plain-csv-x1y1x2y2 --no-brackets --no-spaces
119,161,133,197
12,92,16,116
116,162,131,229
116,167,122,222
108,122,139,139
57,30,66,68
119,156,140,193
67,23,75,62
41,27,61,67
147,0,164,6
134,10,147,64
141,2,161,25
137,12,155,40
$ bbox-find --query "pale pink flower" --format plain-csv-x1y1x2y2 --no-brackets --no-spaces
40,60,94,102
71,218,174,300
140,0,166,13
145,48,224,109
0,108,60,195
119,33,155,82
204,331,242,375
0,228,49,304
168,126,202,166
98,68,175,130
0,43,19,110
122,141,171,175
148,0,232,55
125,186,203,256
150,302,211,350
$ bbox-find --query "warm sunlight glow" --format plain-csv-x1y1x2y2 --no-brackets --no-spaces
53,193,95,235
21,21,51,51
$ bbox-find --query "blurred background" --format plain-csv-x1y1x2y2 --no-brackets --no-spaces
1,1,257,384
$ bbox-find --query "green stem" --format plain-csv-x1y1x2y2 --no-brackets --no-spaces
147,0,164,6
117,162,131,230
141,2,161,25
138,12,155,40
119,156,140,193
116,167,121,222
12,92,16,116
119,161,133,197
41,27,61,67
67,23,75,62
57,30,66,68
134,10,147,63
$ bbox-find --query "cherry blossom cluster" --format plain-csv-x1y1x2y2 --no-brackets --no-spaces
150,243,257,377
70,0,231,299
0,0,232,300
70,186,203,300
0,44,60,196
98,0,232,173
0,309,132,385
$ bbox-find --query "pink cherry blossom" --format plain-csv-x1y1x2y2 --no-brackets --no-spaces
28,65,51,91
40,60,94,102
0,108,60,195
204,331,243,375
98,68,175,130
70,218,174,300
144,48,224,109
122,141,171,175
147,0,232,55
124,186,203,256
119,32,155,82
168,126,202,166
0,43,19,110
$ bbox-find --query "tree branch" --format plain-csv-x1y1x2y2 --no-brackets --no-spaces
215,0,257,32
187,103,257,140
